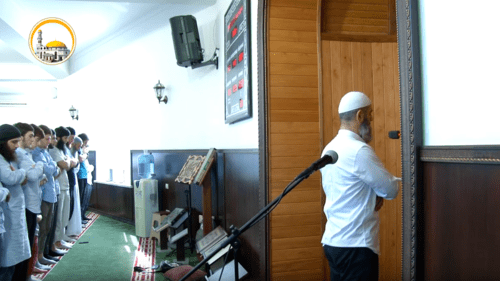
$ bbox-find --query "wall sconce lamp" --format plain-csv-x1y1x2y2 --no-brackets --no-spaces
69,105,79,120
154,80,167,104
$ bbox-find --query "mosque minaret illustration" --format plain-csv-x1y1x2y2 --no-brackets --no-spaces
35,29,70,63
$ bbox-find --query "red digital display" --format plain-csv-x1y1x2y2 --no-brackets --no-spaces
225,1,250,124
228,6,244,31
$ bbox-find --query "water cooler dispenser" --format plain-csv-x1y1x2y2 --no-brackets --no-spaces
134,178,159,237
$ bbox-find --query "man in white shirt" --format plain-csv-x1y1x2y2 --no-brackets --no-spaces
320,91,401,281
49,127,77,251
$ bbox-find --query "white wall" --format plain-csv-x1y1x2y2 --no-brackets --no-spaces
419,0,500,146
0,0,259,183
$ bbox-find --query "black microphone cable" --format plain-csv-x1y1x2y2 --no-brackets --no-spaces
207,168,319,280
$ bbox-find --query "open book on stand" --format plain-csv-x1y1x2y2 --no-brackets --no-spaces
194,148,217,185
195,225,227,258
175,155,204,184
153,208,187,233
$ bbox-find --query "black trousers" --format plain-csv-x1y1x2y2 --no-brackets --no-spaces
46,200,59,255
78,179,92,219
68,184,75,221
0,264,15,281
39,201,55,258
323,245,379,281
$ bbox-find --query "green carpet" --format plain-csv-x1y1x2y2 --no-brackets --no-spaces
43,215,137,281
42,214,202,281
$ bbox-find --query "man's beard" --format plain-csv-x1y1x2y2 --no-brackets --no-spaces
0,143,17,162
359,118,372,143
56,139,67,153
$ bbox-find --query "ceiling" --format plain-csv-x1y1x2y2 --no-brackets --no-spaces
0,0,216,99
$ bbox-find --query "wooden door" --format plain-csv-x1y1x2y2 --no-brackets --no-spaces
321,40,402,280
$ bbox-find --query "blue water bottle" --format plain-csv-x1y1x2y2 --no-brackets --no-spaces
138,150,155,179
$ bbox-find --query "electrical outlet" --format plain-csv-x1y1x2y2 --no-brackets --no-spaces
165,183,169,190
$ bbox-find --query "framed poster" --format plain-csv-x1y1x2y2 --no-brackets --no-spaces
224,0,251,124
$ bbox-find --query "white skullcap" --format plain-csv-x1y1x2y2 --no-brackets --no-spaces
73,136,82,144
338,91,372,114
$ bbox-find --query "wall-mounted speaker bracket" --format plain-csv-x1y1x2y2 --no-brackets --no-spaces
191,56,218,70
191,48,219,70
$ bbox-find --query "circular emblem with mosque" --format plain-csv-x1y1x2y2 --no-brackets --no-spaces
29,17,76,65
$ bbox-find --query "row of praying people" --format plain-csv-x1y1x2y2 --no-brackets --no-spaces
0,123,93,281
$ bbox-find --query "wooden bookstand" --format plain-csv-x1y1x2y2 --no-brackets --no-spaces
175,149,217,236
150,210,170,251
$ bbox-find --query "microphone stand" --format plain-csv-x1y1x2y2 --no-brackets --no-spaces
180,167,318,281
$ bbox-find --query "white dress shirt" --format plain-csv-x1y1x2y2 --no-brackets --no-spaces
320,130,399,254
49,148,69,191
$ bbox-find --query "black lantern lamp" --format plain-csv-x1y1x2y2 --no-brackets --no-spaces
69,105,79,120
154,80,167,104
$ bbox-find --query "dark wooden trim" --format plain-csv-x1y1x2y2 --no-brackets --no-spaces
396,0,423,280
321,33,397,43
389,0,397,36
421,146,500,164
258,0,269,279
396,0,424,280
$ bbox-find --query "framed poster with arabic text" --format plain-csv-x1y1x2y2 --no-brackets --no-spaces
224,0,251,124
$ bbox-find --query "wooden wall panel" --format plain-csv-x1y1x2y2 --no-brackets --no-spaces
268,0,323,279
421,149,500,280
268,1,401,280
321,41,401,280
89,182,134,224
321,0,397,42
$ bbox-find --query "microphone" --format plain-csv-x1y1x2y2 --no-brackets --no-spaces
297,150,338,179
388,130,400,139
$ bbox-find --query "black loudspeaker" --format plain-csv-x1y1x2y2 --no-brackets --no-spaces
170,15,203,67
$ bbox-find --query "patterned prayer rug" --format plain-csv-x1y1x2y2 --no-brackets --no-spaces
130,237,157,281
34,212,100,280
